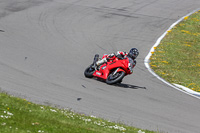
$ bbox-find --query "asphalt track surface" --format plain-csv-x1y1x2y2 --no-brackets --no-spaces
1,0,200,133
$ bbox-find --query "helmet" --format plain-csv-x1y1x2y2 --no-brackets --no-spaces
128,48,139,59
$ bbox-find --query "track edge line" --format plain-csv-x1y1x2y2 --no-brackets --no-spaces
144,8,200,100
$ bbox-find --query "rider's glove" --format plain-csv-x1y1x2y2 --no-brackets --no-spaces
106,53,115,60
116,54,123,59
108,53,115,57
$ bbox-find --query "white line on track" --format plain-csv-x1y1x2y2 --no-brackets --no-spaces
144,8,200,99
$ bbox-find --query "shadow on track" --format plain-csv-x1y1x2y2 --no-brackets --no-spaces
91,78,146,90
114,83,147,90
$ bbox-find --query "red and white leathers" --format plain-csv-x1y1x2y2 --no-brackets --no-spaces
96,51,128,66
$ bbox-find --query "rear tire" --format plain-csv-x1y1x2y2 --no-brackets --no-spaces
84,66,95,78
118,79,122,84
106,71,125,85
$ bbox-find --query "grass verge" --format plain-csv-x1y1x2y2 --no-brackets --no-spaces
150,10,200,92
0,92,156,133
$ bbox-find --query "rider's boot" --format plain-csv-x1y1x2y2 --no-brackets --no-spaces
91,54,99,70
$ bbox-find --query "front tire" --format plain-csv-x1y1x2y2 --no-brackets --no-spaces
106,71,125,85
84,66,95,78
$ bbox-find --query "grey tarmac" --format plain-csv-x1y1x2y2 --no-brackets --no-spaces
0,0,200,133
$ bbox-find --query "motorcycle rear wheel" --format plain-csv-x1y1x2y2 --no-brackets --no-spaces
84,66,95,78
106,71,125,85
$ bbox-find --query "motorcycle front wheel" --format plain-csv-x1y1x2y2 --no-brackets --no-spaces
84,66,95,78
106,71,125,85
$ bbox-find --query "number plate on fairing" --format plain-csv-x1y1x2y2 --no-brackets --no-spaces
96,72,101,76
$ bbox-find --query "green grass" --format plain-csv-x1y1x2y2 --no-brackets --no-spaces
150,10,200,92
0,92,156,133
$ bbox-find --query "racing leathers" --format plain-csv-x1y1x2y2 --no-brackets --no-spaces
96,51,136,73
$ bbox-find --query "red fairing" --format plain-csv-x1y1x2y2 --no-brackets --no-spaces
93,56,134,80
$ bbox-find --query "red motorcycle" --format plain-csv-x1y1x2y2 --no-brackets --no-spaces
84,54,135,84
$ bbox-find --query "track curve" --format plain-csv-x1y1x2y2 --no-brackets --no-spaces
1,0,200,133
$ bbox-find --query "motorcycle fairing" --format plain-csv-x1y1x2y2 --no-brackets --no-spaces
93,59,128,80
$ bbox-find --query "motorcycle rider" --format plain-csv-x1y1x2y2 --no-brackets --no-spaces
95,48,139,72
